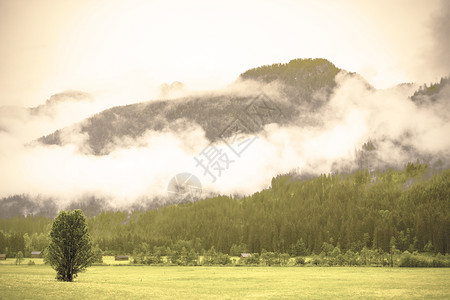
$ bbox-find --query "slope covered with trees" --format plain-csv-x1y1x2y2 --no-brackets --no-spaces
411,76,450,103
1,164,448,258
38,58,341,155
239,58,341,103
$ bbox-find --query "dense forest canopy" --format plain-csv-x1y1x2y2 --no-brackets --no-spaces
239,58,341,92
1,164,448,257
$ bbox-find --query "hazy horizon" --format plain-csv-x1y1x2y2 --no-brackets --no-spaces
0,0,448,108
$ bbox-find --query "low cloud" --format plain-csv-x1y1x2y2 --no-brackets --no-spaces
0,71,449,212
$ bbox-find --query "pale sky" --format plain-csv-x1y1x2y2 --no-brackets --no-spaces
0,0,447,107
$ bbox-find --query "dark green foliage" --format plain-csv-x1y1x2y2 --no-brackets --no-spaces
132,242,200,266
1,165,449,258
310,248,386,267
24,232,49,257
202,247,231,265
0,214,51,235
405,162,428,177
243,253,260,265
343,250,360,266
214,253,232,265
321,241,335,257
279,253,291,266
423,241,434,252
261,250,280,266
230,243,249,256
46,210,95,281
290,239,308,256
0,231,6,254
240,58,341,101
294,257,305,265
399,252,450,267
15,251,24,264
7,232,25,257
92,245,103,263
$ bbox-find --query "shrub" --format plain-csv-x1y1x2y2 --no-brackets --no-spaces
294,257,305,265
311,256,323,265
244,253,260,265
15,251,24,265
280,253,291,266
335,254,345,266
92,246,103,263
399,253,428,267
215,253,231,265
398,253,449,267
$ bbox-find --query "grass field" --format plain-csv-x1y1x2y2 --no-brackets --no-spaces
1,263,449,299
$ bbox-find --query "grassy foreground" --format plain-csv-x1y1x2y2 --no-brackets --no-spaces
1,264,449,299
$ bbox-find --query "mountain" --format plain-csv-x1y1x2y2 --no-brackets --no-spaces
411,76,450,104
2,58,450,219
0,90,93,117
30,90,93,116
0,90,93,134
38,58,341,155
239,57,341,102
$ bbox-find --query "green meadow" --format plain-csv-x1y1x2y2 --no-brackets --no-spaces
1,260,449,299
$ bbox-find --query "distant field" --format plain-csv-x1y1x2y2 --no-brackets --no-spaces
1,263,449,300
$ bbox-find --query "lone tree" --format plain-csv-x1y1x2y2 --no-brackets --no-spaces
15,251,24,265
46,209,95,281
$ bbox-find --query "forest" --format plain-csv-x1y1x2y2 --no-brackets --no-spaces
38,58,341,155
0,162,448,264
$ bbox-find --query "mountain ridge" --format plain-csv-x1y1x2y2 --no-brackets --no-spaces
38,58,341,155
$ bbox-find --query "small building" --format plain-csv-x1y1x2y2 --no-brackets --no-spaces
115,255,129,261
240,253,252,259
0,254,6,260
31,251,42,258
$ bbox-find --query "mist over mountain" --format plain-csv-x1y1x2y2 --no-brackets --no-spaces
0,58,449,217
0,90,93,116
0,90,102,142
38,58,341,155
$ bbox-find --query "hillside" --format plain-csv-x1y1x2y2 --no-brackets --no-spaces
1,164,448,255
38,58,341,155
2,58,449,221
411,76,450,103
240,58,341,102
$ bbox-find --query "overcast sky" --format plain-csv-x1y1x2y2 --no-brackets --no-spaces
0,0,447,107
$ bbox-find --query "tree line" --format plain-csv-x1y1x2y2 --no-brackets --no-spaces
128,243,449,268
1,163,449,259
